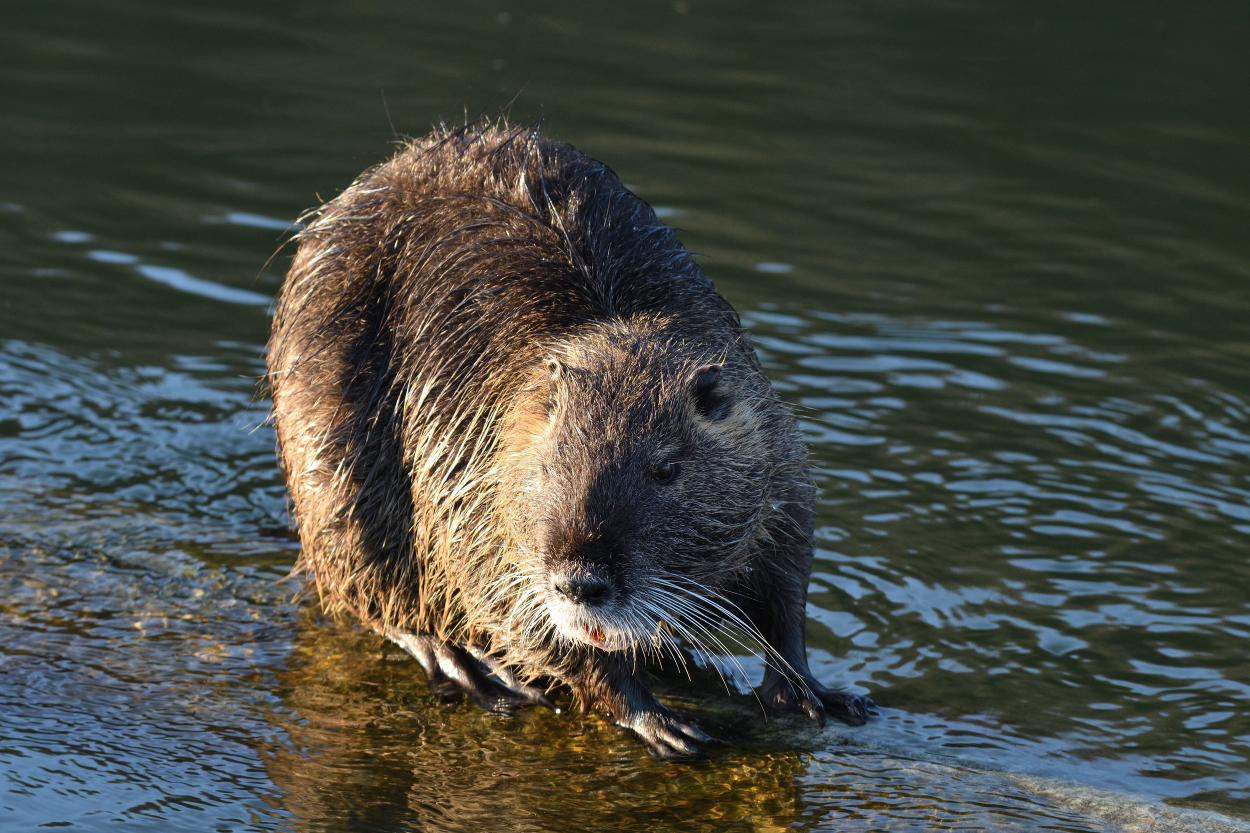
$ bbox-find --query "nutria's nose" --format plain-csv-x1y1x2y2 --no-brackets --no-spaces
553,574,611,606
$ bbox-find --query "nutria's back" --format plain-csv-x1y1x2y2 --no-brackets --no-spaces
267,124,869,756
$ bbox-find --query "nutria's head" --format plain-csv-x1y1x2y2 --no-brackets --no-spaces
498,318,776,654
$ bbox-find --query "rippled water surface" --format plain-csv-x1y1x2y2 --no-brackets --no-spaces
3,1,1249,830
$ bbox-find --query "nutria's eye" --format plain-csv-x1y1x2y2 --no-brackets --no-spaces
652,461,680,483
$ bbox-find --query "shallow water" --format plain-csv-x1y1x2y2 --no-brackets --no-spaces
2,1,1249,830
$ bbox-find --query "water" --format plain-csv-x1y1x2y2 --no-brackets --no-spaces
2,1,1249,830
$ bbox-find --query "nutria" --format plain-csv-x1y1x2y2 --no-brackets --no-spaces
267,121,872,758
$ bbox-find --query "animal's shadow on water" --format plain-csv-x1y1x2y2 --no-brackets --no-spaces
262,610,831,833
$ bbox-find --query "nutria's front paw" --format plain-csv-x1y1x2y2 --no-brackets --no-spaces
761,673,874,728
618,707,718,761
386,630,554,714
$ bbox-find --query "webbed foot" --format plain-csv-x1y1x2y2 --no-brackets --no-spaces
385,630,554,714
618,705,719,761
760,670,873,727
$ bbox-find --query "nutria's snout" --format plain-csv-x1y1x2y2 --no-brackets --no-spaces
543,532,622,602
551,570,612,606
543,548,636,650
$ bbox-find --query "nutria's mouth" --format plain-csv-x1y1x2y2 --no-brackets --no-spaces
544,592,633,650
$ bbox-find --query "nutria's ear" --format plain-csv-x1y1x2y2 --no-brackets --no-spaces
695,364,721,392
693,363,728,419
543,358,563,410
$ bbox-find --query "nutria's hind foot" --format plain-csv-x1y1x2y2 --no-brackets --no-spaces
618,707,720,761
386,630,555,713
760,669,874,728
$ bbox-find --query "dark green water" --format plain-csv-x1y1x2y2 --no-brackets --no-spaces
3,1,1249,830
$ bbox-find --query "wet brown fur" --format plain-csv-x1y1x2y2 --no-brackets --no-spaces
267,121,869,756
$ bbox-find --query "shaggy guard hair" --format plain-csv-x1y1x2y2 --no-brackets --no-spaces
267,122,851,740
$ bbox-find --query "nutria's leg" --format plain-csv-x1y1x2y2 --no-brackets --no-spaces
385,630,554,713
732,555,874,728
577,652,718,760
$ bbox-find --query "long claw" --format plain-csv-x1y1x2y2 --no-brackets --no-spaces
467,645,556,709
804,697,827,728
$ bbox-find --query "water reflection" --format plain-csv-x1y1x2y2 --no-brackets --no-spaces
2,522,1232,832
748,305,1250,810
3,0,1250,827
0,533,296,830
4,298,1250,828
0,340,282,538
